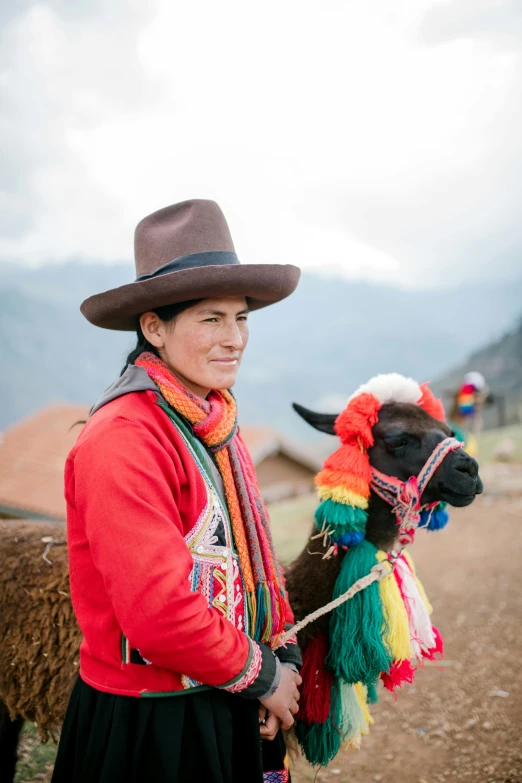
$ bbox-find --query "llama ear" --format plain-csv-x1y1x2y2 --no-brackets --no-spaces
292,403,338,435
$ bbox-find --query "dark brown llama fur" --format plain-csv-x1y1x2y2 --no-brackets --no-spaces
284,532,345,653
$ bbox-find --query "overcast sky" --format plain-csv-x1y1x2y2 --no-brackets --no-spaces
1,0,521,288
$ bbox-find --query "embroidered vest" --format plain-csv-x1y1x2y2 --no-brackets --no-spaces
123,398,250,690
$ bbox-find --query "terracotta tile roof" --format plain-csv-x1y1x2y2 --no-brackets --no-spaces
0,403,89,520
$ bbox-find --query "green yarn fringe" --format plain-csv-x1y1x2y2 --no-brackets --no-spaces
338,679,366,740
296,678,342,767
327,540,392,685
297,678,374,766
366,681,379,704
315,499,367,535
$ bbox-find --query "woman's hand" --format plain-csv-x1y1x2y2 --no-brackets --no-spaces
259,665,301,730
258,705,281,741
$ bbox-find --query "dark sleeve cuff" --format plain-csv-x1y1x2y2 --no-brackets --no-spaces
237,643,278,700
258,656,281,700
275,643,302,670
218,640,278,699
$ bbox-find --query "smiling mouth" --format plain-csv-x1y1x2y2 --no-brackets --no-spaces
211,358,238,365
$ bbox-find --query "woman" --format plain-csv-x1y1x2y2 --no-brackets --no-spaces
52,200,302,783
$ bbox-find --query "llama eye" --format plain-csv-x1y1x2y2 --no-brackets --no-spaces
384,436,409,452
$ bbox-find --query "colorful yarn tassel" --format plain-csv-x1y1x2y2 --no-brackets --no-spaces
381,659,416,695
312,393,381,549
394,555,435,659
339,680,371,749
366,681,379,704
376,551,412,662
423,626,444,661
418,382,446,421
296,678,342,767
297,677,374,766
298,634,334,725
402,551,433,614
419,502,450,531
315,446,370,545
314,499,367,546
328,541,392,685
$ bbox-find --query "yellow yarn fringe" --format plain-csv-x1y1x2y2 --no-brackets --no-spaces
339,683,373,752
376,550,412,661
354,682,373,732
402,551,433,615
343,735,362,751
317,485,369,509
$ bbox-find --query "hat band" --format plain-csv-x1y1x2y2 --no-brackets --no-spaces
135,251,240,282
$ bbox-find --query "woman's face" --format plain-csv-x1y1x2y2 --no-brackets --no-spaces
140,296,249,398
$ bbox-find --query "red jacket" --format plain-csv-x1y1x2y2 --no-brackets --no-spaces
65,380,296,698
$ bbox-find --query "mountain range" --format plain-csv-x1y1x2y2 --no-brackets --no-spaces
1,260,521,440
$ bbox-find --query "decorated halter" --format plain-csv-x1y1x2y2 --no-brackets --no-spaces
295,374,458,768
313,373,456,550
370,436,463,546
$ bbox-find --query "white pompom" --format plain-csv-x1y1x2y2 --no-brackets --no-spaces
348,373,422,406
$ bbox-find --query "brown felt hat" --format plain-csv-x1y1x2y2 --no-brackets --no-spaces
80,199,301,331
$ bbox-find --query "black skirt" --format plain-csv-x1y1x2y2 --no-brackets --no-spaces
51,677,290,783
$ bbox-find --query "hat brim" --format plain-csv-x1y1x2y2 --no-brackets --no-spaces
80,263,301,330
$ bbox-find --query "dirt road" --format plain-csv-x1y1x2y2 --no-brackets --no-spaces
291,494,522,783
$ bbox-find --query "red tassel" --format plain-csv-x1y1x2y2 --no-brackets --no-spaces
422,626,444,661
299,633,333,724
381,659,416,698
418,382,446,422
335,393,381,448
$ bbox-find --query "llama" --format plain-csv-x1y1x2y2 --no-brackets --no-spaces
0,375,482,778
284,374,482,764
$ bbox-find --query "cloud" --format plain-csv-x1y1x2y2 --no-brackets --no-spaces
0,0,154,244
326,0,522,286
0,0,521,289
421,0,522,49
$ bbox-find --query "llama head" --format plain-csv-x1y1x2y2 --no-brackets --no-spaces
294,374,483,546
